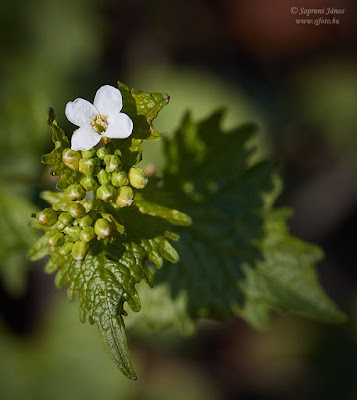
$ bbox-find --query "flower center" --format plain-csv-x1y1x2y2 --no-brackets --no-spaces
91,114,108,134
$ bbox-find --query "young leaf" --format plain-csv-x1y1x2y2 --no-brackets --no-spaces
118,82,169,141
126,110,345,333
41,108,82,189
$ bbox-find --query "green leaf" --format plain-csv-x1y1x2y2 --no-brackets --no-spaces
28,194,190,379
127,110,345,333
239,207,345,328
119,82,169,141
100,83,170,170
41,108,82,190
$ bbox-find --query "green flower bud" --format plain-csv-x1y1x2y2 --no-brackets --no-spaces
63,225,82,240
59,242,74,256
80,176,98,191
128,167,148,189
104,155,122,173
81,148,96,159
111,171,129,187
97,169,111,185
114,149,122,157
96,147,109,160
94,218,113,239
72,240,89,261
80,226,96,242
58,212,73,226
78,215,93,228
55,222,66,231
116,186,134,207
96,184,116,202
65,184,86,201
62,148,81,170
36,208,58,226
79,158,96,175
68,203,86,218
48,231,65,247
81,200,94,213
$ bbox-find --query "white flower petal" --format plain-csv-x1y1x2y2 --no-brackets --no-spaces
65,98,98,127
71,127,101,151
105,112,133,139
93,85,123,116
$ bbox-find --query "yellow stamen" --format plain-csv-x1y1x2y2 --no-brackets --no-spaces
91,114,108,134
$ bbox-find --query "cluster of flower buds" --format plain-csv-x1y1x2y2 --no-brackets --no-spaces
62,147,148,207
33,145,148,261
35,207,117,261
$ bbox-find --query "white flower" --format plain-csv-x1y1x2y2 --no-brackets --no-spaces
65,85,133,151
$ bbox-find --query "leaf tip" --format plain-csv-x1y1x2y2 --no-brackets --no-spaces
47,107,55,124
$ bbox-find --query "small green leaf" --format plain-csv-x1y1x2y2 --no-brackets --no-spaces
119,82,169,141
105,83,169,171
41,108,82,189
135,193,192,226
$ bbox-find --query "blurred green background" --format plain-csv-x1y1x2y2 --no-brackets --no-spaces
1,0,357,399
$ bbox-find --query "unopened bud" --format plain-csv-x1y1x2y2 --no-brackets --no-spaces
94,218,113,239
96,147,109,160
55,222,66,231
114,149,122,157
80,176,98,191
81,148,96,159
128,167,148,189
97,169,111,185
116,186,134,207
36,208,58,226
59,242,74,256
78,215,93,228
62,148,81,170
71,240,89,261
79,158,96,175
104,155,122,173
80,226,96,242
81,200,94,213
111,171,129,187
63,225,82,240
58,211,73,226
96,185,116,202
68,203,86,218
65,184,86,201
48,231,65,247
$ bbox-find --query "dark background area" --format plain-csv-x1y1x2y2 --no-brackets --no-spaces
0,0,357,399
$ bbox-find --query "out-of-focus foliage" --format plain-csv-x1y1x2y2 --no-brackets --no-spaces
0,295,220,400
126,110,345,333
129,66,268,173
0,189,37,292
292,59,357,164
0,0,100,292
